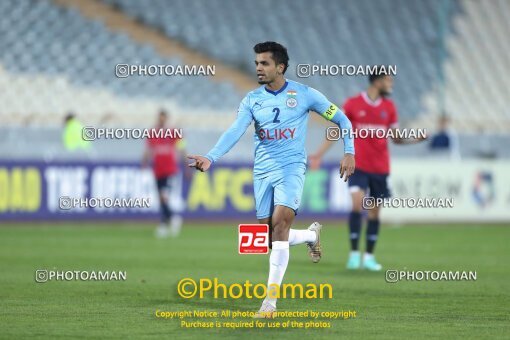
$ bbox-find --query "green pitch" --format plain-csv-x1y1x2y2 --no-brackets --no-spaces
0,222,509,339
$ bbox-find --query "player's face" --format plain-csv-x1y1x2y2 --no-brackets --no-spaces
254,52,283,84
439,117,449,130
378,76,394,97
158,113,167,126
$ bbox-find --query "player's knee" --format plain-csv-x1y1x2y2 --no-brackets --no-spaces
351,191,365,213
352,199,363,213
159,191,168,203
273,220,291,232
367,207,380,220
272,216,291,239
274,211,293,227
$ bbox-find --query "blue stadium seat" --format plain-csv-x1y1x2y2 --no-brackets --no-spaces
0,0,243,110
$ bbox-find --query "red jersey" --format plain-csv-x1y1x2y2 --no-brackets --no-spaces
344,92,398,174
146,127,181,179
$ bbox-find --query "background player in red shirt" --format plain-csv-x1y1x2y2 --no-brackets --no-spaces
310,71,426,271
142,110,187,238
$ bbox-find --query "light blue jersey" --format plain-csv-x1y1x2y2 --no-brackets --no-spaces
205,79,354,179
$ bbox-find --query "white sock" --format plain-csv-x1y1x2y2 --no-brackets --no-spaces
264,241,289,307
288,229,316,246
170,215,182,234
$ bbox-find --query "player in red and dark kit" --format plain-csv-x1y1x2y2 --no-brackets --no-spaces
142,110,187,238
310,71,426,271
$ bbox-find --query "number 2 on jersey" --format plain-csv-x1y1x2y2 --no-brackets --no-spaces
272,108,280,123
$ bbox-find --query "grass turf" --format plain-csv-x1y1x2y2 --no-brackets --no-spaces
0,223,509,339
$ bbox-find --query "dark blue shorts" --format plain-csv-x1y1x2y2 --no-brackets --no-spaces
348,169,390,198
156,176,172,191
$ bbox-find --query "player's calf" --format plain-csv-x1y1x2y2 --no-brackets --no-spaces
258,205,293,311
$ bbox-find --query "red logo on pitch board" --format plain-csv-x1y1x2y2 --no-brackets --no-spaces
238,224,269,254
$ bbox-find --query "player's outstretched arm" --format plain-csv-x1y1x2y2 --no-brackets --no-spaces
187,155,211,172
331,108,355,181
339,153,355,182
391,127,427,144
387,103,426,145
309,88,355,181
188,97,253,172
316,105,355,181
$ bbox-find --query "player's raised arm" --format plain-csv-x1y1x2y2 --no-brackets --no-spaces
387,102,427,144
391,126,427,144
188,96,253,172
308,87,355,181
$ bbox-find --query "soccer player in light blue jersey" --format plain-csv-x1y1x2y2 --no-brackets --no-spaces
188,42,355,317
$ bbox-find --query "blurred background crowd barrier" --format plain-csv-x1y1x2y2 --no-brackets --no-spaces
1,161,508,222
0,0,508,222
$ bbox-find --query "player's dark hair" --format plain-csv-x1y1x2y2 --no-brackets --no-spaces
369,66,388,83
253,41,289,74
64,112,75,123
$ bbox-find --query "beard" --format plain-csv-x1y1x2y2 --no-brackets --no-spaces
257,73,274,85
380,89,392,97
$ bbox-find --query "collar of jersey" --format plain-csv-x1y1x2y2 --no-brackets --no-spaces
264,81,288,96
361,91,382,106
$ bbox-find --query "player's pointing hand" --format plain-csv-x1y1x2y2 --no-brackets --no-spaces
187,155,212,172
340,153,355,182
